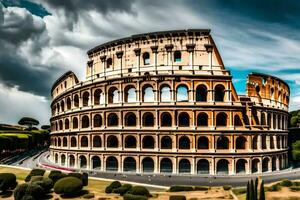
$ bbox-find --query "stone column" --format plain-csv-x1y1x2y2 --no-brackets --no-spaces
258,135,262,150
100,55,106,77
116,50,124,76
134,48,141,73
211,158,215,175
205,44,213,71
165,44,173,69
151,46,158,72
186,44,195,70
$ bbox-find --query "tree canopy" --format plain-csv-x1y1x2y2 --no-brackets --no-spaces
18,117,39,128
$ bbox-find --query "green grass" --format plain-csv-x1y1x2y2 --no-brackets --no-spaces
0,133,30,139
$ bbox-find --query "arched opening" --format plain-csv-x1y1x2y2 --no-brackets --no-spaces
65,119,69,130
93,114,102,127
161,136,172,149
54,154,58,163
58,138,61,146
217,159,229,174
69,155,75,167
196,85,207,102
179,136,190,149
160,158,173,173
108,113,118,126
216,112,227,126
217,136,229,149
79,155,87,168
123,157,136,172
197,136,209,149
72,117,78,129
252,136,258,149
174,51,181,62
94,89,104,105
277,136,281,149
272,157,277,171
81,136,88,147
176,85,188,102
262,135,267,149
179,159,191,173
161,112,172,127
60,100,65,112
106,58,112,68
252,159,259,173
261,113,266,125
197,112,208,126
61,154,66,166
125,112,136,126
234,115,243,126
106,156,118,171
160,85,171,102
125,136,137,148
236,159,247,174
197,159,209,174
63,137,67,147
108,87,119,104
142,136,154,149
143,52,150,65
215,84,225,102
82,92,90,107
178,112,190,127
236,136,247,149
56,103,60,113
143,85,154,102
59,120,63,130
74,94,79,108
270,136,274,149
267,113,271,127
66,97,71,110
142,157,154,173
262,157,270,172
93,136,101,148
142,112,154,127
71,137,76,147
107,135,118,148
82,115,90,128
125,86,136,103
92,156,101,170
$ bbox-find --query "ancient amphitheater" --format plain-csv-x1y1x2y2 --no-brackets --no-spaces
50,29,289,175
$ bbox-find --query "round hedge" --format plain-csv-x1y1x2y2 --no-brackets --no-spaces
129,186,150,197
0,173,17,192
105,181,122,193
54,177,83,195
14,183,30,200
21,195,35,200
25,183,45,199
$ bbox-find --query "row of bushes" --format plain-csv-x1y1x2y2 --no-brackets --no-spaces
267,179,300,192
169,185,213,192
105,181,151,199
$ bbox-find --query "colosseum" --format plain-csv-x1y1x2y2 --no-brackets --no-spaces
50,29,289,175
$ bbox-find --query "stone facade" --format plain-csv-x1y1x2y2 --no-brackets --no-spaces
49,29,289,175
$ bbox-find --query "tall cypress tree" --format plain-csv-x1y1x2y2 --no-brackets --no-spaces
259,180,265,200
254,177,259,200
246,181,250,200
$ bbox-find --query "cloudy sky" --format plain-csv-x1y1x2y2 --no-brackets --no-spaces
1,0,300,126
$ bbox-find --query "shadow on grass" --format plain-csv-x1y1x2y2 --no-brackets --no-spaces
0,191,13,198
60,190,89,198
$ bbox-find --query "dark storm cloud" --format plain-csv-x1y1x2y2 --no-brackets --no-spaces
41,0,135,22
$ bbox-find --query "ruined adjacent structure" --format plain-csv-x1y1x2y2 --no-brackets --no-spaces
50,29,289,175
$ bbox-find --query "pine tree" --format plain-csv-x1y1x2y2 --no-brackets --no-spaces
259,180,265,200
254,177,259,200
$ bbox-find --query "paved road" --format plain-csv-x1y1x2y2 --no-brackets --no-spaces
9,150,300,187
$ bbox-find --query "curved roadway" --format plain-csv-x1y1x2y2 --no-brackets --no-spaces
9,150,300,187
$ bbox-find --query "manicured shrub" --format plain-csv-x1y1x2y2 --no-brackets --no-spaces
21,195,35,200
223,185,232,190
25,169,45,182
169,185,194,192
194,186,209,191
113,184,132,196
129,186,150,197
232,188,247,195
25,183,45,199
83,193,95,199
34,177,53,192
169,195,186,200
293,182,300,186
267,183,281,192
14,183,30,200
0,173,17,192
280,179,293,187
48,170,66,184
105,181,122,193
54,177,83,196
290,186,300,191
30,176,44,183
123,193,148,200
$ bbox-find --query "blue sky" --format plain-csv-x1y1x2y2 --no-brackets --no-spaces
0,0,300,125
